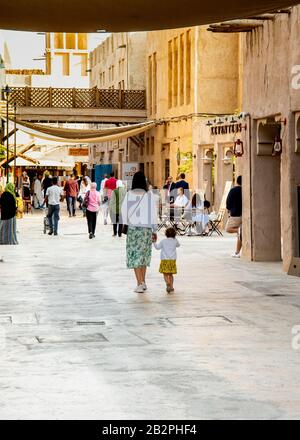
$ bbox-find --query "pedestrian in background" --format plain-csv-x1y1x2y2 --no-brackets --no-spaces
109,180,126,237
22,172,31,202
0,183,18,245
226,175,242,258
100,174,108,224
103,172,117,225
85,182,101,239
175,173,190,200
78,177,90,216
33,174,44,209
64,174,79,217
45,177,63,236
15,190,24,220
42,171,52,207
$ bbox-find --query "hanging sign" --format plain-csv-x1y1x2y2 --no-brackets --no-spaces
69,148,89,156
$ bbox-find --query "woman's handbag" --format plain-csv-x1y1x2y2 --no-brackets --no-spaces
82,191,90,209
122,193,145,235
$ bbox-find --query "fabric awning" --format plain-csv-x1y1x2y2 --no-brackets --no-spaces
14,157,74,168
0,0,298,32
2,118,157,144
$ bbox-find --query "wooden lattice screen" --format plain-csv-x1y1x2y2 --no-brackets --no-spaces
51,88,73,108
31,88,50,107
8,88,26,107
8,87,146,110
99,90,120,109
124,90,146,110
75,89,96,108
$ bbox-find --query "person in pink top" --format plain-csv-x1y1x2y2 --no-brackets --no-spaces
84,182,101,239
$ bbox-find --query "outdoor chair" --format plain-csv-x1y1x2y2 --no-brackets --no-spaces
208,209,226,236
158,206,191,236
208,181,232,237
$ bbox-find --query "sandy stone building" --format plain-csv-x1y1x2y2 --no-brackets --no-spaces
145,27,240,190
89,32,147,176
3,33,91,176
6,33,90,88
236,5,300,272
198,5,300,273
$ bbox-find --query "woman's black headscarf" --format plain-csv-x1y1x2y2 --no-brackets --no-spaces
0,190,17,220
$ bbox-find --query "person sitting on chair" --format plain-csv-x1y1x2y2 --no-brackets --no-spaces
186,193,210,235
171,187,189,222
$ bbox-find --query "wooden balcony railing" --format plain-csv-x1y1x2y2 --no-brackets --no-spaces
8,87,146,110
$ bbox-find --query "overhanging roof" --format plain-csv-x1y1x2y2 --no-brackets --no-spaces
0,0,298,32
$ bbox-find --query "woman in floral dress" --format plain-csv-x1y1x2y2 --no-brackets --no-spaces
121,172,158,293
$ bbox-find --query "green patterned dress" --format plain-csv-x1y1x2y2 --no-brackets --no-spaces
126,227,153,269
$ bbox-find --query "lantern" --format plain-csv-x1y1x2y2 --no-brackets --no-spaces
272,136,283,156
234,139,244,157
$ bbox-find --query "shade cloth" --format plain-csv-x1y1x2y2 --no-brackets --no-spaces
14,157,74,168
0,117,157,144
0,0,298,32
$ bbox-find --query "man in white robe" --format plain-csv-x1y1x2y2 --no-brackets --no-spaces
33,174,44,209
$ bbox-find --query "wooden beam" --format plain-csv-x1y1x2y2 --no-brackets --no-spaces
246,14,275,20
0,141,36,167
2,128,18,142
208,19,264,33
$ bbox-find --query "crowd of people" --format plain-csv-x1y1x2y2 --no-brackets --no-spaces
0,169,242,293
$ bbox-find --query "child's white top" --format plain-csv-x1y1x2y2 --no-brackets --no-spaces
154,238,180,260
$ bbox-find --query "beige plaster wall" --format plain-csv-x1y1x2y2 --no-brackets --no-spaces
90,32,146,90
192,118,244,211
196,28,241,114
145,27,240,189
242,5,300,270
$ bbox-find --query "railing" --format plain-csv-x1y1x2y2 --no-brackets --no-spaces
8,87,146,110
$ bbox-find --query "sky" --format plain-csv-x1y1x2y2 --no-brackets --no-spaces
0,30,108,69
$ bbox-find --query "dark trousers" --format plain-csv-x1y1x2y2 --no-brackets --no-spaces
86,210,97,235
113,213,123,237
67,196,76,216
47,204,60,233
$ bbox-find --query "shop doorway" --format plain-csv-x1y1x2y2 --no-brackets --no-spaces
251,119,282,261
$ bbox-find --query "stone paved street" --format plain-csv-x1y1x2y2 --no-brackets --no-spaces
0,211,300,420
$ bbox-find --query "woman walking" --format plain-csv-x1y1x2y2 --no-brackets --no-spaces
121,171,158,293
78,177,90,216
0,183,18,245
85,182,101,239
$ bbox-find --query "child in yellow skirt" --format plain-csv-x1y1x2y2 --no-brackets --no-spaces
153,227,180,293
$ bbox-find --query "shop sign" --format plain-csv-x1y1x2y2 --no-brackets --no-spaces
211,123,243,136
69,148,89,156
122,163,139,188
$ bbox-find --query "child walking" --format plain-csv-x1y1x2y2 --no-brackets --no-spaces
153,227,180,293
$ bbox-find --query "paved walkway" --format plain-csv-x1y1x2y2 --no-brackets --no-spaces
0,210,300,420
